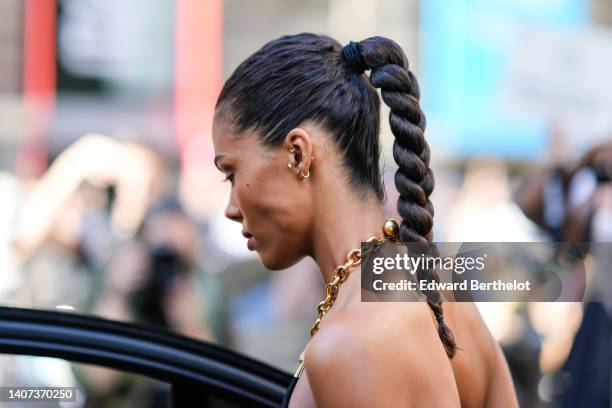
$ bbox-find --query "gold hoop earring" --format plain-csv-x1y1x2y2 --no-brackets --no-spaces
300,169,310,179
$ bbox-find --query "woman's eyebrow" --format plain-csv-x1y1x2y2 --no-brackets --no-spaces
214,154,226,170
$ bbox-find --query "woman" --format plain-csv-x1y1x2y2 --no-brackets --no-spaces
212,33,518,407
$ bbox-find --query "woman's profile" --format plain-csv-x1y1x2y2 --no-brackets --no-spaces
212,33,518,407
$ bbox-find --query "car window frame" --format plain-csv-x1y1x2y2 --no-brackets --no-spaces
0,306,291,407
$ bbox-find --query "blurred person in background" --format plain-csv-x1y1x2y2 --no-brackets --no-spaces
4,135,217,406
515,141,612,243
133,199,213,340
515,141,612,407
213,33,517,407
8,135,166,312
11,135,167,258
75,201,213,407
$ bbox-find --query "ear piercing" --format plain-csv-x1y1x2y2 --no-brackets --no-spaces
288,147,310,179
288,147,296,168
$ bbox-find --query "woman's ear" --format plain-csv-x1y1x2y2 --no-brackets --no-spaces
284,128,314,177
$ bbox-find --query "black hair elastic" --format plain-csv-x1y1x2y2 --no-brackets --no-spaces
341,41,367,75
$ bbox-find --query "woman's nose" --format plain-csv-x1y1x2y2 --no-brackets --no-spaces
224,197,242,223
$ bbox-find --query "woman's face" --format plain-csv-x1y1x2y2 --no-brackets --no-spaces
212,118,315,270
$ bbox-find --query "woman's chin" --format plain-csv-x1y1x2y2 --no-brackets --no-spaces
258,254,287,271
257,250,299,271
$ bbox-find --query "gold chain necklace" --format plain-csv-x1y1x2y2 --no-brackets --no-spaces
293,219,399,378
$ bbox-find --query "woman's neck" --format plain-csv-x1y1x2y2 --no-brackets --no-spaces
310,196,388,284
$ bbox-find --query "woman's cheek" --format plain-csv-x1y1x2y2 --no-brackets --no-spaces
235,181,258,217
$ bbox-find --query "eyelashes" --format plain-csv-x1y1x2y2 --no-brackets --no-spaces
223,173,235,184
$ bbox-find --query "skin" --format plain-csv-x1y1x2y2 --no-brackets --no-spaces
212,117,518,408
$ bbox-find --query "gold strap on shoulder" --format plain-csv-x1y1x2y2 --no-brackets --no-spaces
293,350,305,378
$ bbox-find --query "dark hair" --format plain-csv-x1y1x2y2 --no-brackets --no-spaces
215,33,456,358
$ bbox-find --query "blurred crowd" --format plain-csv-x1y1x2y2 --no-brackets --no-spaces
0,128,610,407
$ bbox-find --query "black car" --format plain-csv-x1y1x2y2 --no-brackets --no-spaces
0,306,291,407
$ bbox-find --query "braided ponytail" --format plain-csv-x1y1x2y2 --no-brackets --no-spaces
342,37,457,358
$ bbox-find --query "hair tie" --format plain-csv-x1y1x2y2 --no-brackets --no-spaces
341,41,367,75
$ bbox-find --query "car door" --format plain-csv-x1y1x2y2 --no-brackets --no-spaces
0,306,291,407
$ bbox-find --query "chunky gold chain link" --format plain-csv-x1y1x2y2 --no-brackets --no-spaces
309,220,399,337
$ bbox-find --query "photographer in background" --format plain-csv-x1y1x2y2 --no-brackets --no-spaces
515,141,612,243
78,200,213,407
515,141,612,407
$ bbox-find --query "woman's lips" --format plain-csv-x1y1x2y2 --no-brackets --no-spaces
242,230,254,251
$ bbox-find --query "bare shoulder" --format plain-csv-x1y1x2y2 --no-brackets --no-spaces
304,303,460,408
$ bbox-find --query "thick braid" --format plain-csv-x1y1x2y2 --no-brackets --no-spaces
355,37,457,358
